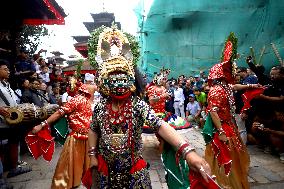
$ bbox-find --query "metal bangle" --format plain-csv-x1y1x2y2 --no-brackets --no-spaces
41,120,48,127
182,145,196,159
175,141,188,151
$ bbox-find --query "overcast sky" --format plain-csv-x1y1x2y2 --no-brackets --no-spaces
38,0,145,59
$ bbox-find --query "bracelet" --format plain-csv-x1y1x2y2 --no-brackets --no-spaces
182,145,196,159
175,141,195,165
88,147,97,156
247,84,252,88
40,120,49,128
218,127,225,135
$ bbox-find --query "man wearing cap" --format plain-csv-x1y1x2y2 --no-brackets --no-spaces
186,94,201,127
84,73,98,109
193,74,203,89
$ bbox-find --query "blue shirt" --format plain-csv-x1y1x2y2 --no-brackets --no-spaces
186,101,201,116
241,75,258,85
15,60,36,72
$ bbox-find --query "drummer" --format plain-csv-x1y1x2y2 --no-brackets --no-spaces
0,59,31,179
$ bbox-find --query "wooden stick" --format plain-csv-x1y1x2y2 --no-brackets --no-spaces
258,45,266,65
271,43,283,66
250,47,257,65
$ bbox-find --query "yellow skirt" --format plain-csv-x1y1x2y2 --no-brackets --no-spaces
205,137,250,189
51,135,90,189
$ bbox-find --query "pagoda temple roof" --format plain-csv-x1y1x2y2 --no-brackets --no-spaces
91,12,115,22
72,36,90,43
62,60,96,75
83,22,121,33
74,42,88,58
0,0,66,28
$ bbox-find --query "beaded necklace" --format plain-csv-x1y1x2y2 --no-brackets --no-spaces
216,80,236,115
102,98,133,153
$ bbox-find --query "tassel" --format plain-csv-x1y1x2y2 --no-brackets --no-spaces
129,159,147,174
82,168,93,189
97,155,109,176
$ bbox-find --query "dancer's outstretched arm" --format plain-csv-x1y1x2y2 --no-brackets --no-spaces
158,121,211,182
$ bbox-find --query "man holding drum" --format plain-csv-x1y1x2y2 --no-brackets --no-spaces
0,59,31,180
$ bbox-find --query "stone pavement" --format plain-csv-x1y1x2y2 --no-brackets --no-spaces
4,128,284,189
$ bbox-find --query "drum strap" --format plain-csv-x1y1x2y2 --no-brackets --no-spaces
0,87,10,106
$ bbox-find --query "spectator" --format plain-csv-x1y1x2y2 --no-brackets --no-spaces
49,84,61,105
186,94,201,128
14,79,30,104
252,114,284,163
39,82,49,103
173,82,185,118
193,74,203,89
200,71,207,83
165,80,175,114
49,69,63,84
14,47,36,79
84,73,97,106
237,66,258,85
183,79,193,112
39,65,50,84
21,78,48,107
249,66,284,150
193,87,207,108
246,56,271,85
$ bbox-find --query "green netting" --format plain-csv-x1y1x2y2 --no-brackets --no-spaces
135,0,284,78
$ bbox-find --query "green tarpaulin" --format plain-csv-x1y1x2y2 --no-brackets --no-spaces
135,0,284,78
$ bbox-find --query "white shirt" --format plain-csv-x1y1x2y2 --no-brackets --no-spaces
61,92,72,103
174,87,185,102
186,101,201,116
0,81,17,107
39,72,50,83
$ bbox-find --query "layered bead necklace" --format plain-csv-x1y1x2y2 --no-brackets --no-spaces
103,98,133,153
216,80,236,115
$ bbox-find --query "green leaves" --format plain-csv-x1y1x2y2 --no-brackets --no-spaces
16,25,49,54
76,59,84,78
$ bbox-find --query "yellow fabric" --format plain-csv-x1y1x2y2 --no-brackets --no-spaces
205,137,250,189
51,136,90,189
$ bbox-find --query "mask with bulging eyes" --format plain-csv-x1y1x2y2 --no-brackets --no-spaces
103,71,135,99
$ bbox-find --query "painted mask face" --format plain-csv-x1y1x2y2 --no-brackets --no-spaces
104,71,135,98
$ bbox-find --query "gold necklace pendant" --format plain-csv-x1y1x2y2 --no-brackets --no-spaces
111,133,125,147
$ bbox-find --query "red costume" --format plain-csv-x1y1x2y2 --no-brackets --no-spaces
204,34,250,189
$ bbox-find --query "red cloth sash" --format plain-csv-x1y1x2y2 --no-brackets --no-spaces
211,123,234,175
189,171,222,189
241,88,265,113
82,168,93,189
69,131,88,140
